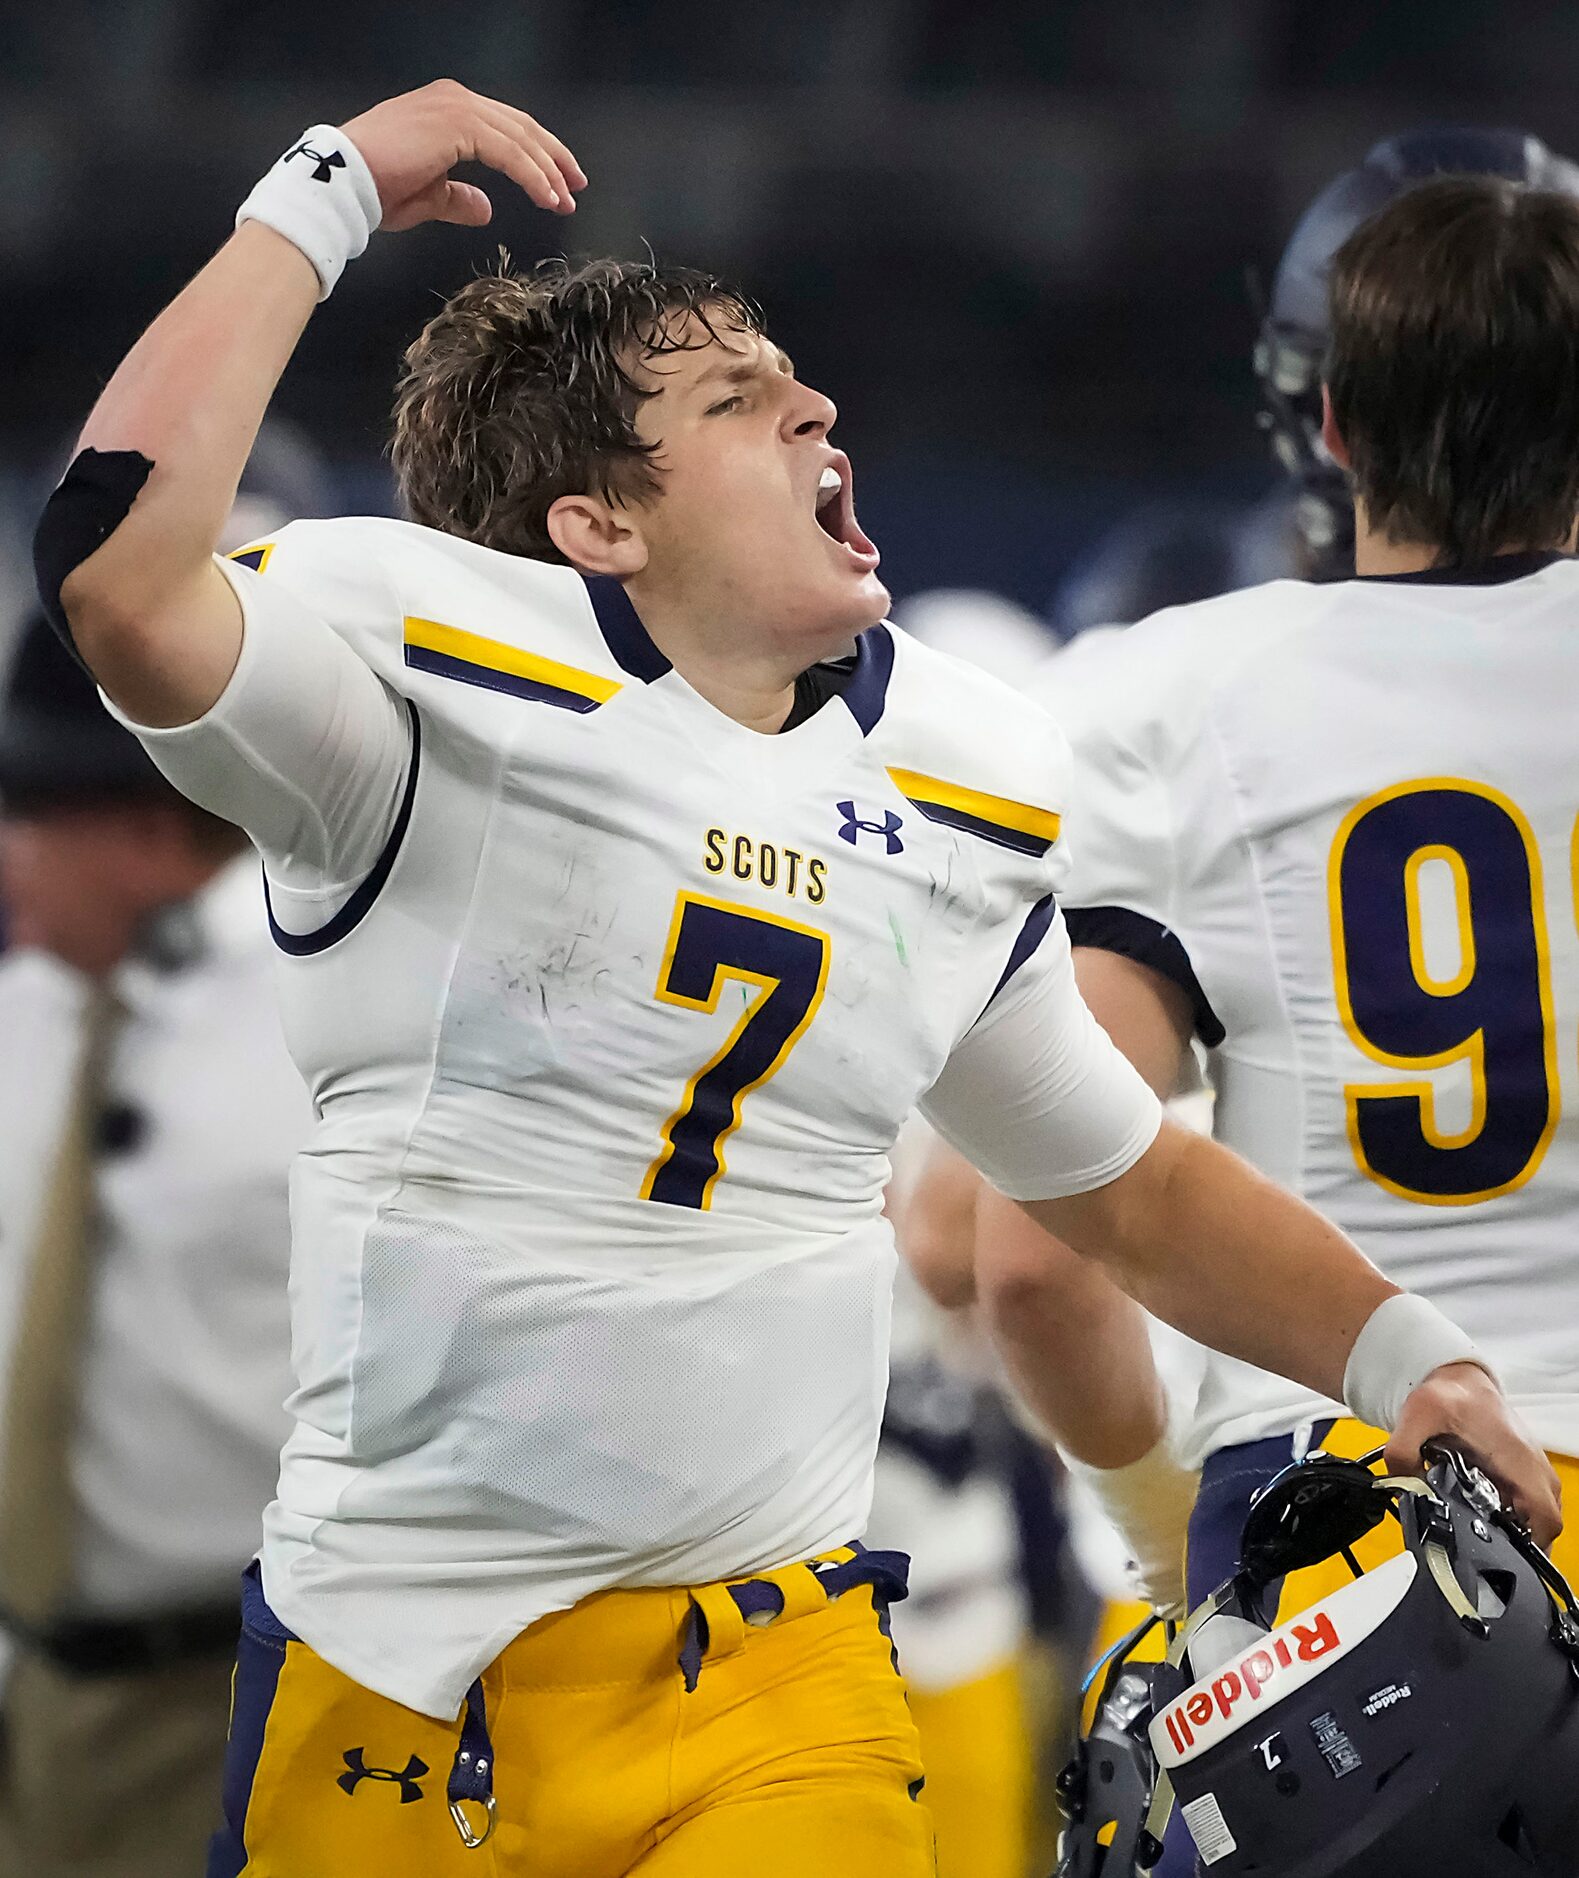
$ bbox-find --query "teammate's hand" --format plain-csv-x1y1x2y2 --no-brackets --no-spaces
341,80,587,232
1386,1361,1562,1548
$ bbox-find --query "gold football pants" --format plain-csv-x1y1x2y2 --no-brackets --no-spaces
209,1547,936,1877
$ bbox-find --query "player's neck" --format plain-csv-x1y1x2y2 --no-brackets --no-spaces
1351,506,1572,577
678,661,799,733
623,584,828,733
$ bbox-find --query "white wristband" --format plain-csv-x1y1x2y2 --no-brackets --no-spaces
236,125,383,301
1063,1432,1198,1615
1342,1291,1494,1432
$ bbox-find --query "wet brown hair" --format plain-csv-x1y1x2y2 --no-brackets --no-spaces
1327,176,1579,564
391,255,762,564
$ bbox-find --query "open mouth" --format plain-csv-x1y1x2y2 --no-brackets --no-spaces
814,455,881,572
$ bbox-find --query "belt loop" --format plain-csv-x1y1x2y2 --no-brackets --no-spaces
676,1579,752,1693
692,1580,748,1662
448,1680,497,1850
773,1561,837,1625
676,1547,913,1693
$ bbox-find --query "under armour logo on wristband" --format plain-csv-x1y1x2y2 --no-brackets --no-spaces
285,141,347,184
836,802,905,854
337,1749,429,1803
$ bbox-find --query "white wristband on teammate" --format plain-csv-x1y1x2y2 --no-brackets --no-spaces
236,125,383,301
1342,1291,1495,1433
1063,1430,1199,1616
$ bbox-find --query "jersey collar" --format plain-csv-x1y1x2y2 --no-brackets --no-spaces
1354,549,1570,586
839,624,895,734
582,573,672,682
580,574,893,737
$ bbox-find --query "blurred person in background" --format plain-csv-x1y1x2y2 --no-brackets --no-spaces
0,427,323,1877
876,1138,1039,1878
973,142,1579,1874
922,125,1579,1634
1253,127,1579,581
892,587,1059,687
898,131,1579,1867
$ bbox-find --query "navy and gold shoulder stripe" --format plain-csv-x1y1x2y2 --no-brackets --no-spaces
403,618,621,714
886,766,1060,857
228,543,275,574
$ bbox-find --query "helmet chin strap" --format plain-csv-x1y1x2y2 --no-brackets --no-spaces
1371,1472,1485,1627
1141,1770,1175,1864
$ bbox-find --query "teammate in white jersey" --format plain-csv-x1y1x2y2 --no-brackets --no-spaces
36,85,1553,1877
977,166,1579,1866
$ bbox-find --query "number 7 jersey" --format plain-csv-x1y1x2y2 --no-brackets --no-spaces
110,515,1159,1716
1045,551,1579,1470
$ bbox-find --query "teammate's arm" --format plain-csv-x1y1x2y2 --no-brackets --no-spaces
48,83,583,728
923,911,1563,1546
895,1135,984,1313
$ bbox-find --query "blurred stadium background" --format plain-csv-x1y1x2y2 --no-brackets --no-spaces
6,1,1579,631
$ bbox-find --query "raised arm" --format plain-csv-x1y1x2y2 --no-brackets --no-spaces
43,82,584,729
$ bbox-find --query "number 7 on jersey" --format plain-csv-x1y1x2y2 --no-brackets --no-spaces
642,892,831,1209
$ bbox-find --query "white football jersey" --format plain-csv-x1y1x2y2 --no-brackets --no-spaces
1044,553,1579,1469
112,516,1160,1716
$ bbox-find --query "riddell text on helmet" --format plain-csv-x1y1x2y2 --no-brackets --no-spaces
1151,1552,1418,1768
1162,1614,1340,1756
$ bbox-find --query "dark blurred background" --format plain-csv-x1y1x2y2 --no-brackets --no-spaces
3,0,1578,619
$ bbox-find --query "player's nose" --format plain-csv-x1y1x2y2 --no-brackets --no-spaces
784,381,837,441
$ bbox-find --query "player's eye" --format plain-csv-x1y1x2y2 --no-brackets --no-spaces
704,395,746,416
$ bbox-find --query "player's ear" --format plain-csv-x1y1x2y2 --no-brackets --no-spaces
1320,385,1352,470
546,494,648,577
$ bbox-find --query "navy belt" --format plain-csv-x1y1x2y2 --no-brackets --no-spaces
676,1544,911,1693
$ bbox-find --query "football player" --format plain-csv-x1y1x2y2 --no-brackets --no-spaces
973,151,1579,1871
37,85,1554,1876
1256,127,1579,582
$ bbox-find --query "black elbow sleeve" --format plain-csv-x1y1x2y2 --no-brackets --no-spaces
33,448,156,657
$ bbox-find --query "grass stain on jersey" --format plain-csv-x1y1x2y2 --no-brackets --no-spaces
888,911,909,967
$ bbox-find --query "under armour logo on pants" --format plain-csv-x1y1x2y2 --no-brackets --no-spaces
338,1749,429,1803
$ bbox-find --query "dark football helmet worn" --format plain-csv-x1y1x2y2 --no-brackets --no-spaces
1254,127,1579,581
1056,1444,1579,1876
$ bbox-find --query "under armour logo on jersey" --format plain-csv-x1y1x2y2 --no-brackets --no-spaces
285,141,347,184
338,1749,429,1803
836,802,905,853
